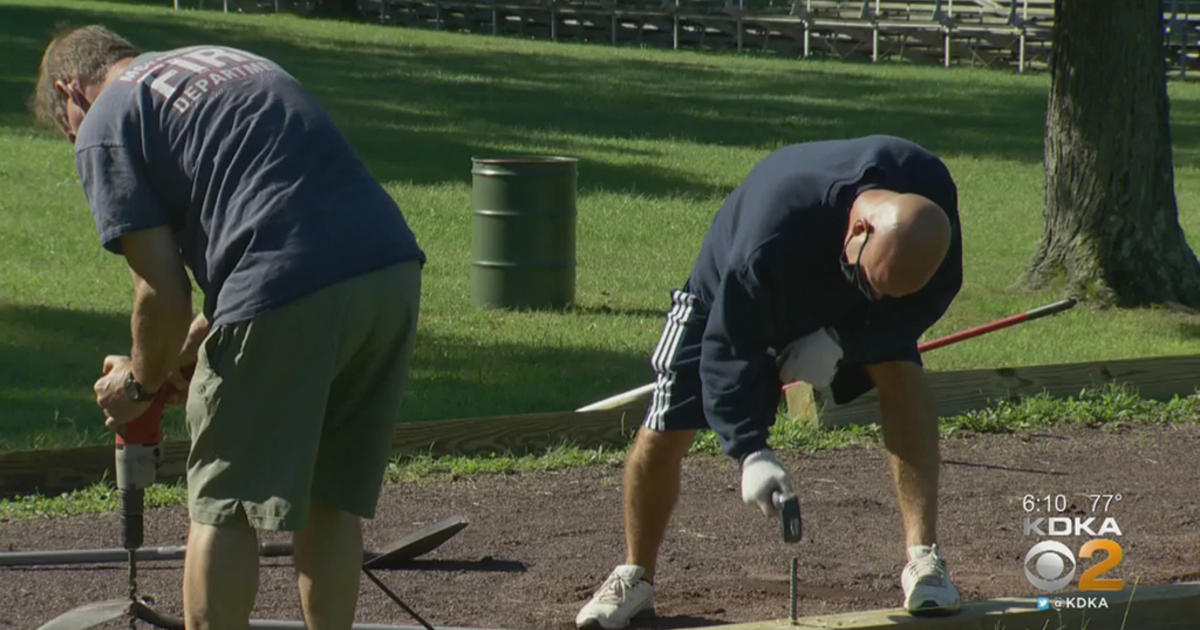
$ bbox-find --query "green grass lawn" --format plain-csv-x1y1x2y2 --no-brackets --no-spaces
2,0,1200,452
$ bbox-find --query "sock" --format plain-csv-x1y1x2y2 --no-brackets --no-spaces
907,544,934,562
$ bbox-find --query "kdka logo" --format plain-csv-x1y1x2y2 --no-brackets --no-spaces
1021,495,1126,593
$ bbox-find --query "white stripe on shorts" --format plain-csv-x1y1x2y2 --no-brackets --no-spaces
645,291,695,431
650,291,686,371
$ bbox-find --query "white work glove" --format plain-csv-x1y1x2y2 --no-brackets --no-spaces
740,448,794,517
778,327,842,387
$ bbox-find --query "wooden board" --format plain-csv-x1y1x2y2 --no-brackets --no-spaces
0,402,647,498
789,354,1200,428
0,441,194,499
704,581,1200,629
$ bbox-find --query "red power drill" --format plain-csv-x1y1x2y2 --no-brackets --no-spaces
115,395,167,554
114,365,193,608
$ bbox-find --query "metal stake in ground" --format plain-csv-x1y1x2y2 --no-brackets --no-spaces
769,491,802,623
789,557,798,625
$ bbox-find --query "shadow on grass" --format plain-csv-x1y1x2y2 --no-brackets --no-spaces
4,1,1062,197
571,303,668,318
0,302,652,450
0,303,130,451
403,326,651,422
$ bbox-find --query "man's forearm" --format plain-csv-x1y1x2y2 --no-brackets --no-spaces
130,273,192,392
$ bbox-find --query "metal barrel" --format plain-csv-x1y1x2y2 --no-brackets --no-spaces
470,156,578,310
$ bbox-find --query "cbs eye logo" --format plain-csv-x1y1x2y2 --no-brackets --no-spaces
1024,540,1124,592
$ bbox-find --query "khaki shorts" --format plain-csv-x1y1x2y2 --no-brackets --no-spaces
185,261,421,531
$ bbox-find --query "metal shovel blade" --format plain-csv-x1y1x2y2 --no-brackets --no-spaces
36,598,129,630
363,515,468,569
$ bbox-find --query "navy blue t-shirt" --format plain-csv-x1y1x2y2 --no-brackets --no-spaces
687,135,963,459
75,46,425,326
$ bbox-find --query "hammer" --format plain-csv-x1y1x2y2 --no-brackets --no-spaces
771,491,802,543
771,491,802,624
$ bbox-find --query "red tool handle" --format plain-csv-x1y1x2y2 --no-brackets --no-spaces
115,365,196,446
916,298,1077,353
780,298,1078,393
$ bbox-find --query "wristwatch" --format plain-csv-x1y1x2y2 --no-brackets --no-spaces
124,371,158,402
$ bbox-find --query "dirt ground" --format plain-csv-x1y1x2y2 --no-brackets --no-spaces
4,423,1200,629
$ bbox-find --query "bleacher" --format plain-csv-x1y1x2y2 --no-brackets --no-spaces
201,0,1200,74
1166,0,1200,76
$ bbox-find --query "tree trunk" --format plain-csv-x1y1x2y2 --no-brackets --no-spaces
1023,0,1200,307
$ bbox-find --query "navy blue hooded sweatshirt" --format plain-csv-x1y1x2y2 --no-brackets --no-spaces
687,135,962,460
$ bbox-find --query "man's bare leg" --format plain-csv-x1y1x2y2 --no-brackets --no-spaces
870,362,958,613
183,516,259,630
294,499,363,630
871,362,939,548
882,411,939,548
624,427,695,580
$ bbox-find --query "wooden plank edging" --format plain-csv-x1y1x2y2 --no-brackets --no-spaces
703,581,1200,629
7,353,1200,497
798,354,1200,428
0,402,648,498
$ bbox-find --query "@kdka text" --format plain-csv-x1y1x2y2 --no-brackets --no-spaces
1037,597,1110,611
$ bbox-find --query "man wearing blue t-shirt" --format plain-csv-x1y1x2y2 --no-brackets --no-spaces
578,136,964,628
35,26,424,629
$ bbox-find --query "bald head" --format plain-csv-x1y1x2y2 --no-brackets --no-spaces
844,190,951,298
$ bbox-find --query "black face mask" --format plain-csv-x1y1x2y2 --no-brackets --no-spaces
840,229,875,302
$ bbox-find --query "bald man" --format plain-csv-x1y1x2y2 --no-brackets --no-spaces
577,135,963,629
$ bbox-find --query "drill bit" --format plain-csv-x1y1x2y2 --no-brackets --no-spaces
128,549,138,629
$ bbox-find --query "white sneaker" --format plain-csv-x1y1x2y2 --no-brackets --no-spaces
901,544,961,615
576,565,655,629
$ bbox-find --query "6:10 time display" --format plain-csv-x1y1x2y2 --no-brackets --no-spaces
1023,494,1067,512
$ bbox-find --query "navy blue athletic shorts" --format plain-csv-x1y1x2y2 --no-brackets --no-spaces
642,287,781,432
